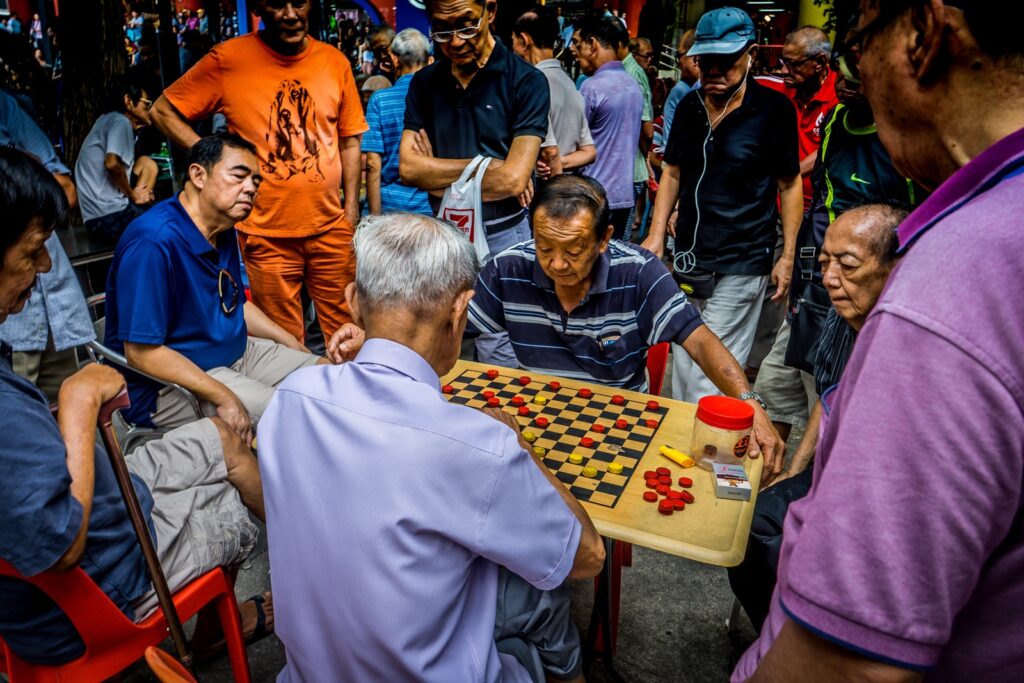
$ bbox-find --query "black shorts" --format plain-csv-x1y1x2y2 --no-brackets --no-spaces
84,204,144,245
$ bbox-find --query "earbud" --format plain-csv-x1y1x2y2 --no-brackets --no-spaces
747,55,753,69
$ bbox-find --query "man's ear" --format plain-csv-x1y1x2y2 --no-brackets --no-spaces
599,224,614,251
346,282,364,328
908,0,949,85
452,289,475,331
187,162,206,190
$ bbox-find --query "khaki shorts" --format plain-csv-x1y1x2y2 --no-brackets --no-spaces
753,322,818,425
152,337,320,429
128,418,259,617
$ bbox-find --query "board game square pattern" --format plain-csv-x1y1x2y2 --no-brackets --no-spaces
443,369,668,508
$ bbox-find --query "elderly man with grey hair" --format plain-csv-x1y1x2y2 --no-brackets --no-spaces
363,28,434,215
259,213,604,682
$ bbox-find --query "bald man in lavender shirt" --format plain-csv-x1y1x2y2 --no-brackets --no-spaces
259,213,605,682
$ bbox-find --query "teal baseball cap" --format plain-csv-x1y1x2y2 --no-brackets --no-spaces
688,7,756,57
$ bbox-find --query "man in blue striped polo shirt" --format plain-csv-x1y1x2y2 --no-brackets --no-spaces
469,174,783,473
362,28,432,215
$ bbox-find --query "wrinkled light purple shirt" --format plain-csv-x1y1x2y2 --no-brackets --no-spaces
259,339,582,683
734,128,1024,680
579,61,642,209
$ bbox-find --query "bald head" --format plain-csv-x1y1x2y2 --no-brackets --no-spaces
678,29,695,54
835,204,909,265
785,26,831,60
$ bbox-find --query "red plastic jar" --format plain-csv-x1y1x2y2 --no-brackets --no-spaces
691,396,754,470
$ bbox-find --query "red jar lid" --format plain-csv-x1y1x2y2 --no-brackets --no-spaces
695,396,754,431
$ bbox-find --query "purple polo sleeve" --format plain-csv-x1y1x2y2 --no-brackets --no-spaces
114,237,174,345
474,431,582,590
777,310,1024,668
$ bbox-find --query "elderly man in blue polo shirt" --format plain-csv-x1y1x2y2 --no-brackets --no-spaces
469,175,784,479
105,133,363,443
259,212,604,682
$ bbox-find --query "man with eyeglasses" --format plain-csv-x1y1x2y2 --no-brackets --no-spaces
74,69,161,245
617,32,655,241
640,7,802,429
761,26,840,207
400,0,551,367
735,2,1024,681
104,134,362,444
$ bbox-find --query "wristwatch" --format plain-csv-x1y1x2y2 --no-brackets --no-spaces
739,390,767,409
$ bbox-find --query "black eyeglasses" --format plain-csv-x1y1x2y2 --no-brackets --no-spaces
779,55,816,70
218,268,239,315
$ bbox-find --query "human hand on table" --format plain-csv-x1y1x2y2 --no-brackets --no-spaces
746,400,784,487
482,406,532,451
326,323,365,364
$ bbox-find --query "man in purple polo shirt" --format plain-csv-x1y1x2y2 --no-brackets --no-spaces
735,1,1024,680
259,213,605,682
571,13,642,240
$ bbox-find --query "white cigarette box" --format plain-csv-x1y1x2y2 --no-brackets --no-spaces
712,462,752,501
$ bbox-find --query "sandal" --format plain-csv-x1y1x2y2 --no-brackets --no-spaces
192,592,274,662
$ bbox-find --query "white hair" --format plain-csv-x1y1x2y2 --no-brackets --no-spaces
389,28,431,69
353,213,479,315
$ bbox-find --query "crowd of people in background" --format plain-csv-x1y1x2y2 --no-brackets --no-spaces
2,0,1023,681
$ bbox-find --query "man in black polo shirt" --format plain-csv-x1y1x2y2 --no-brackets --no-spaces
641,7,802,407
400,0,550,366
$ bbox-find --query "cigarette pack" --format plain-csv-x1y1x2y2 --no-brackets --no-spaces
712,462,751,501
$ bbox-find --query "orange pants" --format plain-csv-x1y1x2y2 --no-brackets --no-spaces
239,223,355,343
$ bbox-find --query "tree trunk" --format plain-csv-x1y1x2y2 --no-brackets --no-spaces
58,0,127,163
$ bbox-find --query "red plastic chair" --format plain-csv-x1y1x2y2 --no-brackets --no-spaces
593,343,672,654
145,646,198,683
0,560,250,682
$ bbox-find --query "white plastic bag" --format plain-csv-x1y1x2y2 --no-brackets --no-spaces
437,155,492,262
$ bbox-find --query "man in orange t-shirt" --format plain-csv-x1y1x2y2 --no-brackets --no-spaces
151,0,367,343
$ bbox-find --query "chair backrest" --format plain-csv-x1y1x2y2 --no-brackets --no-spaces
0,559,140,657
646,342,669,396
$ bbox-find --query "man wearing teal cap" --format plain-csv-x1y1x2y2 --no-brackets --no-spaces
641,6,803,408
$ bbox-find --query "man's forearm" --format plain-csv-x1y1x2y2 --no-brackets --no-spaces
340,136,362,206
638,120,654,157
53,384,99,570
151,96,200,150
107,163,134,199
366,152,382,214
680,325,751,398
647,164,682,239
243,301,304,350
562,144,596,170
786,400,821,475
125,342,235,404
778,176,803,261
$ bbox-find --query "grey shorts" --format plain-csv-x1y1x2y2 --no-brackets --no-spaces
152,337,320,429
128,418,259,617
753,322,818,425
494,568,582,681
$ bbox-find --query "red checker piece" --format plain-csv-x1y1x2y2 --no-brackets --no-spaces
658,499,674,515
642,491,658,503
578,388,593,398
518,406,531,416
581,437,595,448
678,477,693,488
519,375,531,386
645,479,660,489
483,390,496,399
593,423,606,433
673,499,686,511
510,396,525,406
645,419,658,429
656,484,670,495
535,416,550,428
655,467,671,476
643,470,657,479
441,385,454,394
647,400,660,411
486,397,500,407
658,476,671,486
615,418,628,430
679,490,695,504
611,395,625,405
486,369,499,379
667,490,682,500
548,381,561,390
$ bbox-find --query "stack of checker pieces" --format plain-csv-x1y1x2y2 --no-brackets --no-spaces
442,368,668,508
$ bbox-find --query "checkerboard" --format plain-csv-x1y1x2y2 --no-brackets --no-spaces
443,369,668,508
